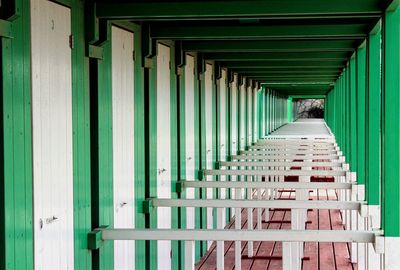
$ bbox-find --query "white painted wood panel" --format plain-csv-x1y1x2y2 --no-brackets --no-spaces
184,55,196,269
253,88,258,141
156,43,172,270
230,75,238,218
219,70,227,162
111,26,135,270
247,85,253,144
31,0,73,269
219,70,227,227
231,75,238,156
240,81,246,151
205,63,214,247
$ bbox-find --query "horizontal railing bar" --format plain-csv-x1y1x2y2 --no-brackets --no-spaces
180,181,353,189
235,153,339,157
240,150,338,155
256,140,335,145
101,229,376,243
249,145,337,151
218,161,344,167
264,136,334,139
150,199,362,210
231,155,339,160
203,169,346,176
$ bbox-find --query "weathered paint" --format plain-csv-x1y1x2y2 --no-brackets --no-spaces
31,1,74,268
111,25,135,270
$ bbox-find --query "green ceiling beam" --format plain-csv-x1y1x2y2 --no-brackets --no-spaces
262,84,333,95
236,70,342,75
182,40,358,52
150,24,368,40
256,78,335,83
230,67,343,73
96,0,383,20
203,52,350,61
219,60,345,68
290,95,327,99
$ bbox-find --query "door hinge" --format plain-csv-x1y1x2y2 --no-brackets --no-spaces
169,61,171,70
69,35,74,49
132,50,136,62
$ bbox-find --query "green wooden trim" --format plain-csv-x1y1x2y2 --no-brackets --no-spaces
366,28,381,206
287,96,293,123
0,19,13,38
193,55,202,261
382,6,400,236
350,57,357,172
1,0,33,268
356,46,367,185
132,24,147,270
198,61,207,255
93,24,114,270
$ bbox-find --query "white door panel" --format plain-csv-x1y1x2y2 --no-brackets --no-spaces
240,83,246,150
247,86,253,144
219,70,227,226
31,0,73,269
157,43,172,270
253,88,258,141
230,75,238,217
111,26,135,270
185,55,195,229
205,64,213,247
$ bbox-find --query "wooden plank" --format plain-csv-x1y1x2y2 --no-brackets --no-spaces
267,191,294,270
318,190,336,270
303,194,319,270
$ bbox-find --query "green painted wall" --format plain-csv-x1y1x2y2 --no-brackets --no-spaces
1,0,33,269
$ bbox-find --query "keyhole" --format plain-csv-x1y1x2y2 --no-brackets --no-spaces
51,19,54,30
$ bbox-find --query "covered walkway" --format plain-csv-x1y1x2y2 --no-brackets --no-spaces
195,120,356,270
2,1,400,270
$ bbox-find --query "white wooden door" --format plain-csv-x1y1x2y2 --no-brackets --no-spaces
184,55,196,268
253,88,258,142
247,85,253,144
231,75,238,156
205,63,214,247
31,0,73,269
156,43,172,270
240,82,246,150
219,70,227,162
185,55,196,227
111,26,135,270
219,70,227,226
230,75,238,217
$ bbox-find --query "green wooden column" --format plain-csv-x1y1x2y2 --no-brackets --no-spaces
366,25,381,206
1,0,34,269
356,44,367,185
349,57,357,171
382,5,400,236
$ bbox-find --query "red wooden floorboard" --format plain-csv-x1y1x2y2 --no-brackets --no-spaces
318,190,336,270
196,187,357,270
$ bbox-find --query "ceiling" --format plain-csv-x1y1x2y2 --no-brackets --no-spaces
92,0,392,95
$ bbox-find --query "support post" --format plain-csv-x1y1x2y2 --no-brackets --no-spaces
383,4,400,268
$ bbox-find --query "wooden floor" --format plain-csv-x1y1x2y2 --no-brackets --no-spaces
195,184,356,270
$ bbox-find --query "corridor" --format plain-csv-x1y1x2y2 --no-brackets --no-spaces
1,0,398,270
196,120,357,270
